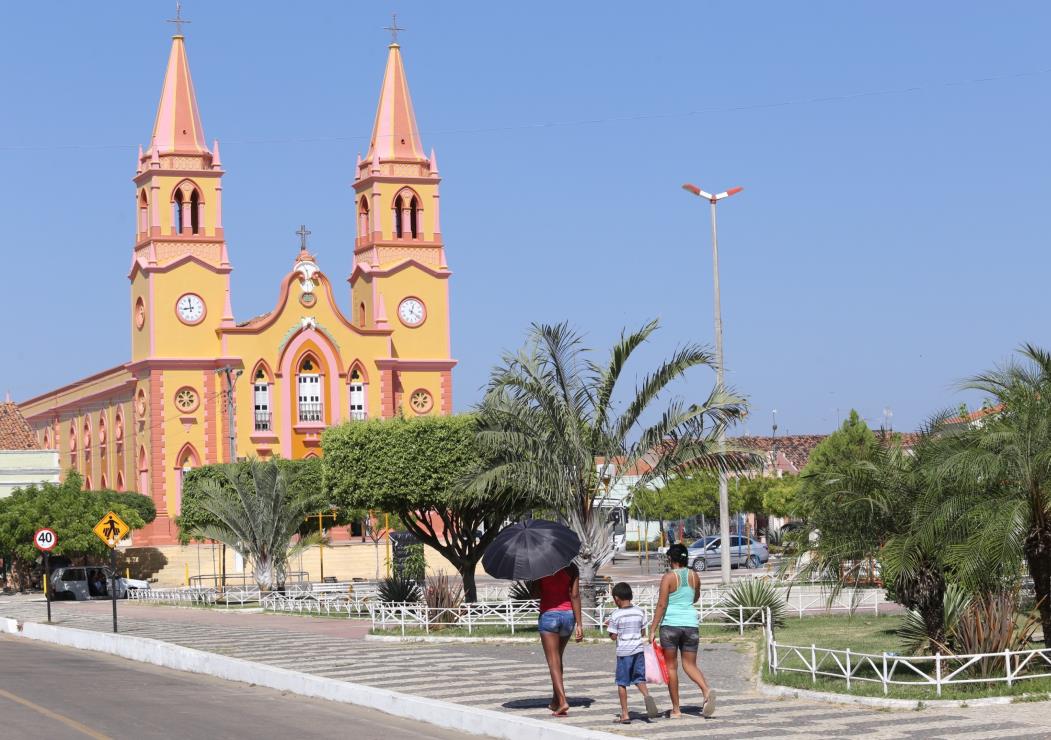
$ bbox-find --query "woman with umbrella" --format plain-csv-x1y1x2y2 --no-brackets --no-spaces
483,520,584,716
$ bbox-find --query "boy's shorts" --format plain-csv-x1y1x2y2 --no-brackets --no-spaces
615,652,646,687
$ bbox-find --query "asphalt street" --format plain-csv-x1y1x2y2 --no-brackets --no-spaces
0,636,471,740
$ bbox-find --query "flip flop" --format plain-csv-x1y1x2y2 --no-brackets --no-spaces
644,695,659,719
614,718,631,724
702,690,716,718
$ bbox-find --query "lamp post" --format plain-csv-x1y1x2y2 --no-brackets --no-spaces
682,182,743,586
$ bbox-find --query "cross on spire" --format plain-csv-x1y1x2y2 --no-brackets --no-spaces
384,13,405,44
296,224,312,251
166,2,191,35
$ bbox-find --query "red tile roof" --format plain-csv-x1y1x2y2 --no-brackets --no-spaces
735,431,922,472
0,402,39,450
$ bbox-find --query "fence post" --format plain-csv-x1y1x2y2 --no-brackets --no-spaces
935,653,942,697
845,648,851,690
1005,649,1012,687
811,644,817,684
882,652,888,695
739,605,744,636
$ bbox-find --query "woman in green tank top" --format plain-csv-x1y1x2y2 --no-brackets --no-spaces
648,543,715,719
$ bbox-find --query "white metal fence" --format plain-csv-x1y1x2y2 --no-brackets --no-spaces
765,611,1051,696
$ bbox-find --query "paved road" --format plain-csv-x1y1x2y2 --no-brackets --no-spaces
3,597,1050,739
0,635,468,740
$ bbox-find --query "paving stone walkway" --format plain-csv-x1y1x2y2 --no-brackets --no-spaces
1,597,1049,739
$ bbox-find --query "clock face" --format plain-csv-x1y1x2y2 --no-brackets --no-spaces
398,297,425,327
176,294,205,324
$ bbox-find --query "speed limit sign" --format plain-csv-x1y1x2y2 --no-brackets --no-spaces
33,528,57,552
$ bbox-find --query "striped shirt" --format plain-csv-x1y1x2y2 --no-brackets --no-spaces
608,605,646,657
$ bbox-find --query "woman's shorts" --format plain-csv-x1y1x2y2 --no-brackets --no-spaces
659,625,700,652
538,609,576,637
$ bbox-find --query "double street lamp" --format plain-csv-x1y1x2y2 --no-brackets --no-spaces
682,182,743,586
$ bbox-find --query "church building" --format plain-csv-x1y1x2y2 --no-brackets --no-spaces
18,30,455,547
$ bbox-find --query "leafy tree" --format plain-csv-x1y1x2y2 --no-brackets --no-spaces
0,472,152,587
189,460,324,591
473,320,750,607
756,475,801,518
176,457,362,545
323,414,531,602
924,344,1051,647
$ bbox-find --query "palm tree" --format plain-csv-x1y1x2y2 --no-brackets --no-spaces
191,460,326,591
926,344,1051,647
474,320,750,607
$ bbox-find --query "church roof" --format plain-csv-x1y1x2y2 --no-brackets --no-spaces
365,43,426,162
149,34,208,156
0,402,39,450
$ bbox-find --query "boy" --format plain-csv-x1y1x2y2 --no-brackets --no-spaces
607,582,659,723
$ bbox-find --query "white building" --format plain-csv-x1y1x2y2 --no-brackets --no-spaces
0,401,60,498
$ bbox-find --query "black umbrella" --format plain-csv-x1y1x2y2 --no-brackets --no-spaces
482,519,581,581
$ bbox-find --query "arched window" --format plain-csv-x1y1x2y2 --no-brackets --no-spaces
174,444,200,516
98,413,107,448
358,302,366,328
190,189,201,234
100,473,108,490
82,418,92,451
137,446,148,498
349,368,367,421
358,197,370,238
84,476,92,491
253,366,272,432
409,196,420,238
116,471,125,492
139,190,149,236
174,190,184,233
296,354,323,423
393,195,404,238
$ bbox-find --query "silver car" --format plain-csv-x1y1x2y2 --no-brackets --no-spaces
687,535,769,572
49,566,148,601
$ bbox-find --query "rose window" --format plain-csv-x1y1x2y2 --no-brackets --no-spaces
410,389,433,415
174,387,199,413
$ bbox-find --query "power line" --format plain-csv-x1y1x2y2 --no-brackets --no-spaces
0,66,1046,152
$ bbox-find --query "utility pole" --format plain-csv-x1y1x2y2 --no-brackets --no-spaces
771,409,778,478
216,366,243,463
215,366,242,590
683,182,743,586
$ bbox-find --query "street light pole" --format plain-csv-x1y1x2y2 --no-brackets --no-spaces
683,182,742,586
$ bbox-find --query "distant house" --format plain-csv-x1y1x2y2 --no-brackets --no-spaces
0,400,60,498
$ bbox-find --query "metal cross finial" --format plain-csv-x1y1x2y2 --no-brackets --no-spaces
384,13,405,43
296,224,312,251
167,2,191,35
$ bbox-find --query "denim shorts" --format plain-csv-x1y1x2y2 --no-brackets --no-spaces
538,609,576,637
615,652,646,687
659,625,700,652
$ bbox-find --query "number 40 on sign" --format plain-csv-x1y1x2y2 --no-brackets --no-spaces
34,528,57,552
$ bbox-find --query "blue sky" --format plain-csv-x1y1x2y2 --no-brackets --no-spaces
1,2,1048,434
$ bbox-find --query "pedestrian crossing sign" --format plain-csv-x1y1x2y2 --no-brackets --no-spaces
93,511,130,548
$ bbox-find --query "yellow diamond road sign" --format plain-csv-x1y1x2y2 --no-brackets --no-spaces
93,511,130,548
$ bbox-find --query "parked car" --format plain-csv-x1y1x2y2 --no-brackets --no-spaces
687,536,769,571
49,566,148,601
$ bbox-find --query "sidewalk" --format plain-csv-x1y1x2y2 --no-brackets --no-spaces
0,596,1045,739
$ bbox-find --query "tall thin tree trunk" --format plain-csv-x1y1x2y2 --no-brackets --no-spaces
1024,526,1051,648
577,557,600,611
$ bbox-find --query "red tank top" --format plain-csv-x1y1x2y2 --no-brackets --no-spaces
538,568,573,613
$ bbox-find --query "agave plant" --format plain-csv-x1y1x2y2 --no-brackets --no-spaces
952,590,1041,675
718,577,788,629
509,580,534,601
898,582,972,655
378,574,422,603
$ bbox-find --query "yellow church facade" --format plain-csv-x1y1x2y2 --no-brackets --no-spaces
18,32,454,548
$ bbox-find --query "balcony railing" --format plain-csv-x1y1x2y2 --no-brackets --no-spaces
298,402,323,423
254,410,272,432
350,410,367,421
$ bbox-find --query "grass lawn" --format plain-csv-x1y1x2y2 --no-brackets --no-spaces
773,614,902,653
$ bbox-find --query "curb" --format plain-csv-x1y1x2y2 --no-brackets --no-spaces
365,634,610,645
0,618,619,740
757,676,1050,709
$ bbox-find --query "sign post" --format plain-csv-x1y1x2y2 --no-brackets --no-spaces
33,528,57,623
92,511,130,633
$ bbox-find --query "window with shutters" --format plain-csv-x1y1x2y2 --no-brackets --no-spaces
297,357,323,423
349,369,366,420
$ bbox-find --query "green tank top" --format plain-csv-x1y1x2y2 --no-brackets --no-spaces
662,568,699,627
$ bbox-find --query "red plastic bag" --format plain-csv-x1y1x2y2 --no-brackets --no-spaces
643,643,668,685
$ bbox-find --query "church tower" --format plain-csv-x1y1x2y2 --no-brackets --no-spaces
351,40,454,415
129,31,230,364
